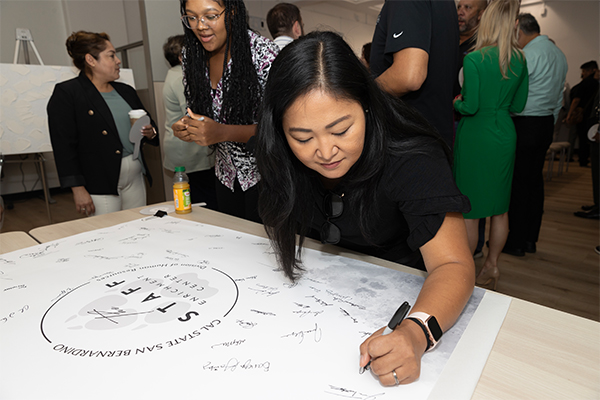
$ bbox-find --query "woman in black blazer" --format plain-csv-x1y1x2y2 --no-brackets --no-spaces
47,31,159,216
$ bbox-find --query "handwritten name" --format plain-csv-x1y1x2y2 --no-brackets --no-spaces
327,290,366,310
236,319,257,329
85,253,143,260
281,323,322,344
203,358,270,373
304,277,326,285
119,234,150,244
248,284,280,297
234,275,257,282
305,295,333,307
293,309,323,318
76,237,104,246
3,284,27,292
19,243,59,259
50,287,72,302
325,385,385,399
250,309,276,316
340,308,359,324
211,339,246,349
1,305,29,324
166,249,189,258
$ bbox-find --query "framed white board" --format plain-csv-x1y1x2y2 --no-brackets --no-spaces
0,63,135,156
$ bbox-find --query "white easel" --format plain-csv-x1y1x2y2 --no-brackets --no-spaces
13,28,44,65
3,28,53,223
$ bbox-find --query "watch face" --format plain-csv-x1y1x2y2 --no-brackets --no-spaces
429,316,443,341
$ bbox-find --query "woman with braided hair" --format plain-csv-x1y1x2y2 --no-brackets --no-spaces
172,0,279,222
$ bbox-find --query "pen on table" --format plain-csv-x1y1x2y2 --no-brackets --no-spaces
359,301,411,374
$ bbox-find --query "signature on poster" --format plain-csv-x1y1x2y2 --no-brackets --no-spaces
281,322,322,344
325,385,385,399
203,357,271,372
211,338,246,349
1,304,29,324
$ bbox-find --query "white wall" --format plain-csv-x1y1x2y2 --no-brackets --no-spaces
521,0,600,88
0,0,141,65
0,0,143,195
143,0,377,86
1,0,598,196
0,1,70,66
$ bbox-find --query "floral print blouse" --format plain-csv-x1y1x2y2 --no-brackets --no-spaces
185,30,279,192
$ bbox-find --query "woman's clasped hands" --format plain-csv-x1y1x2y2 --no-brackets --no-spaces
172,108,221,146
359,320,428,386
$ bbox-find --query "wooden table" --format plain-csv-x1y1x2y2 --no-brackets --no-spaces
28,203,600,399
0,231,39,254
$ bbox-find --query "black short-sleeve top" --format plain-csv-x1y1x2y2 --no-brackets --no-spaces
307,146,471,270
369,0,459,148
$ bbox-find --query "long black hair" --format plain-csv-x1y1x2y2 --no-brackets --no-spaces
179,0,261,124
255,31,450,281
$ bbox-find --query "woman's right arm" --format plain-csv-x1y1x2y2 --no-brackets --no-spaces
47,85,85,187
359,213,475,386
453,56,480,116
47,84,93,214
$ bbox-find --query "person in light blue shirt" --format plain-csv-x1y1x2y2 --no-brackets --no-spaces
504,13,568,256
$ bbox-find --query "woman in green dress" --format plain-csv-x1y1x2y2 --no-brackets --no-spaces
453,0,528,290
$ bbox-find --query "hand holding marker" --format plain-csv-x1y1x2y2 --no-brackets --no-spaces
360,301,411,374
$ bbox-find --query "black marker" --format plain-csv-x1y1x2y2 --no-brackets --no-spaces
359,301,411,374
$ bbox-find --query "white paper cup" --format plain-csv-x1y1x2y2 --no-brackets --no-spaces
128,109,147,127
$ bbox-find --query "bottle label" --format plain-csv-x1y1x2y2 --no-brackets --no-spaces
173,187,191,212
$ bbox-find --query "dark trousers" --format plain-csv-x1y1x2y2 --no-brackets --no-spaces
506,115,554,248
188,168,217,211
215,177,261,223
577,122,591,166
592,140,599,206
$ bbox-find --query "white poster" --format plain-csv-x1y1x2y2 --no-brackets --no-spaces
0,216,486,399
0,63,135,155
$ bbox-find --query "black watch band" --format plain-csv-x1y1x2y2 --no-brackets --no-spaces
408,317,433,351
407,312,443,352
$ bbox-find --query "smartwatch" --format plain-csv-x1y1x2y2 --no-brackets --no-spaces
407,312,443,352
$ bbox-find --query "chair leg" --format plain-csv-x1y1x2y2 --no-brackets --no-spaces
565,146,571,172
546,150,555,181
558,148,565,176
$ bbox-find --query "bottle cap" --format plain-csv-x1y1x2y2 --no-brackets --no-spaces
174,166,186,172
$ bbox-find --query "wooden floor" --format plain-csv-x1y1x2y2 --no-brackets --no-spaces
1,161,599,321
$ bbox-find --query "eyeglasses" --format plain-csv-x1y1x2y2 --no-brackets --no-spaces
181,10,225,29
320,192,344,245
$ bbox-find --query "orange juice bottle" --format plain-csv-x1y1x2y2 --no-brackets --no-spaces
173,166,191,214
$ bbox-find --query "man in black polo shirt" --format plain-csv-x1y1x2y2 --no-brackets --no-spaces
566,61,599,167
370,0,459,150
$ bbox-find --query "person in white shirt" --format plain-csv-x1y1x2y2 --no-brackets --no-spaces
162,35,216,209
266,3,304,50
